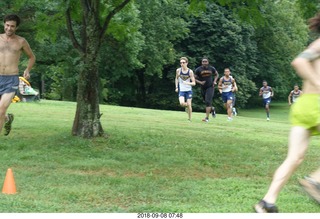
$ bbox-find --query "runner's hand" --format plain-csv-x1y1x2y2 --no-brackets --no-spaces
23,70,30,79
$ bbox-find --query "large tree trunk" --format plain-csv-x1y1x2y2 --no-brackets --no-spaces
72,54,104,138
72,65,104,138
71,20,104,138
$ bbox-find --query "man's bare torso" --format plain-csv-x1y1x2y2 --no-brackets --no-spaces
0,33,24,75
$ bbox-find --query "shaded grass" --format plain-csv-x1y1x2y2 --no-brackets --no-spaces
0,100,319,213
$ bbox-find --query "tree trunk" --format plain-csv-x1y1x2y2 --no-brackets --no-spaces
71,21,104,138
137,70,146,105
72,54,104,138
72,55,104,138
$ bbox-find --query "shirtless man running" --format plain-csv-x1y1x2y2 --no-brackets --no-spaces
0,14,35,136
254,11,320,213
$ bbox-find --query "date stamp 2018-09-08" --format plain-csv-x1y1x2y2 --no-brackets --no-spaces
137,213,183,219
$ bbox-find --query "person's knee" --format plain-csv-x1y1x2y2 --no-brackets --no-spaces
205,101,211,107
286,155,305,167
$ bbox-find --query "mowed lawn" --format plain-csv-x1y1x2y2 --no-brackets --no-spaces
0,100,319,213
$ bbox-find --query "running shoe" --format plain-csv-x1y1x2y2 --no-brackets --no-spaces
4,113,14,136
211,107,216,118
299,176,320,204
232,107,237,116
202,118,209,122
253,200,278,213
267,117,270,121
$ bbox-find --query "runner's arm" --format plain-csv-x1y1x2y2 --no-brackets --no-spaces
218,77,223,90
213,70,219,85
288,91,292,105
175,69,180,92
189,70,196,86
232,79,238,92
22,38,36,79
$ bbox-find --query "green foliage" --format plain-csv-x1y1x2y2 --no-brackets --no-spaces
98,3,144,103
215,0,265,26
100,2,144,79
34,11,64,43
135,0,189,77
43,61,79,101
253,0,308,100
186,0,206,16
296,0,320,20
0,0,26,16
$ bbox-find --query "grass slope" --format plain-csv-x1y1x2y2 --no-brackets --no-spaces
0,100,319,213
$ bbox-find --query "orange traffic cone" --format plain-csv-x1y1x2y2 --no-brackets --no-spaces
2,168,17,194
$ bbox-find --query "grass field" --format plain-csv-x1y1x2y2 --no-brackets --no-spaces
0,100,319,213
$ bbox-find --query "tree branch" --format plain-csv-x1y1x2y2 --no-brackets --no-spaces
100,0,132,40
81,0,90,19
66,6,85,54
80,0,100,25
93,0,101,30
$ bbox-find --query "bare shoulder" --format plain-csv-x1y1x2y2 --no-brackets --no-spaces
0,34,7,42
16,35,28,44
11,35,29,48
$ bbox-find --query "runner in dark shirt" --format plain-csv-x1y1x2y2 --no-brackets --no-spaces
194,57,219,122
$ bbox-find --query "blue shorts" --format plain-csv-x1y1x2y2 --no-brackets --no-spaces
0,75,19,95
222,91,234,103
263,97,271,106
179,90,193,100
